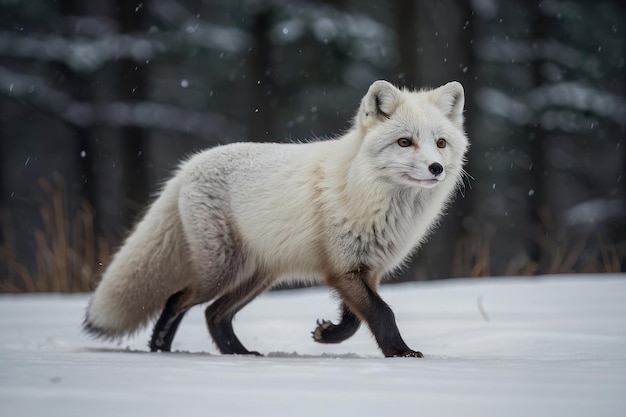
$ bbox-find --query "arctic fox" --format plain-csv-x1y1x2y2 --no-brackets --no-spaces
84,80,469,358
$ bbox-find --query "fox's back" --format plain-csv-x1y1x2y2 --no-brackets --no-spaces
179,141,331,281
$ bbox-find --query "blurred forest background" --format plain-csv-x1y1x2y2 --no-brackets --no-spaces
0,0,624,293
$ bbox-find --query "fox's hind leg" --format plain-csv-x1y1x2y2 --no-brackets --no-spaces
312,302,361,344
149,290,189,352
205,275,271,356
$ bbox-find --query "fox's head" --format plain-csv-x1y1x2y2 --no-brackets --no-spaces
355,80,469,190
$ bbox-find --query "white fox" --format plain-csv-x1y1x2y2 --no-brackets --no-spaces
84,80,469,358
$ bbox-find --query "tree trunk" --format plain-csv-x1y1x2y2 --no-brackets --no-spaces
393,0,418,87
248,7,274,142
54,0,106,244
405,0,480,280
527,1,550,273
115,0,149,224
447,0,479,278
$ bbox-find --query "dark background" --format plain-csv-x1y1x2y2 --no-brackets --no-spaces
1,0,624,292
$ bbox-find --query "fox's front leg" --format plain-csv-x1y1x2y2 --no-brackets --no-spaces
327,270,423,358
312,302,361,344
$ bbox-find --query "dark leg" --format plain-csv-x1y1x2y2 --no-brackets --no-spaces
150,290,189,352
328,271,422,358
312,302,361,344
205,276,269,356
208,314,262,356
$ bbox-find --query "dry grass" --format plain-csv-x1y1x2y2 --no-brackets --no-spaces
450,224,495,278
0,173,110,293
450,208,624,278
1,175,623,293
535,207,623,274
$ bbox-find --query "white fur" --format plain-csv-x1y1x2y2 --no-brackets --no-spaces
85,80,469,338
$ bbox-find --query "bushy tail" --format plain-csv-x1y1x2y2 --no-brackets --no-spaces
83,175,193,340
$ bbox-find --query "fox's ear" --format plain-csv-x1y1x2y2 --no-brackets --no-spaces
433,81,465,128
357,80,402,130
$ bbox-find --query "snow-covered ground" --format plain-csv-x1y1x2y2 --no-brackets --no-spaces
1,274,625,417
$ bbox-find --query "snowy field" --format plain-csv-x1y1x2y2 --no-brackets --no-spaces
1,274,625,417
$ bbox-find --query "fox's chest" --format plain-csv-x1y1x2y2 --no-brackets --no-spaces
329,194,423,273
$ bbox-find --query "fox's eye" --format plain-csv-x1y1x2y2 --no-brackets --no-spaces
397,138,412,147
436,138,447,149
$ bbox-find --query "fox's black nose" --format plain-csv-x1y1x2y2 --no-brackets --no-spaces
429,163,444,176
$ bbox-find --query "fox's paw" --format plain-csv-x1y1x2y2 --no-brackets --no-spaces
395,349,424,358
311,319,335,343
